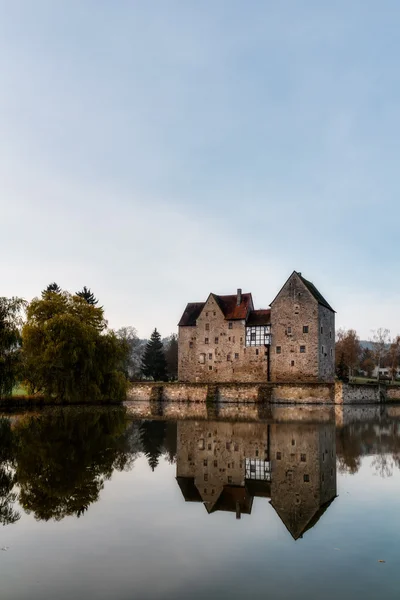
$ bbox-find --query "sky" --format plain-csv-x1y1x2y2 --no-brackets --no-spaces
1,1,400,339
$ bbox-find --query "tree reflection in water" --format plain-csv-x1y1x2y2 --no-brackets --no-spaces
0,418,20,526
12,407,137,521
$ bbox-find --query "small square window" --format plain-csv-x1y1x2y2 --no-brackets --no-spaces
208,443,211,450
228,322,233,329
208,353,212,359
276,452,281,460
214,460,218,467
291,360,295,366
204,474,208,481
189,341,193,348
215,337,219,344
205,338,209,344
301,453,306,462
205,323,209,331
304,474,310,483
235,353,239,359
303,325,309,334
276,346,281,354
213,311,216,316
227,354,231,361
300,345,306,353
203,459,208,466
208,365,212,371
287,326,292,334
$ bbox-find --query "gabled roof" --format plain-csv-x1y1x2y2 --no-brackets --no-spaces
247,309,271,326
213,293,253,320
297,273,335,312
178,293,253,326
176,477,202,502
178,302,205,327
270,271,335,312
270,496,336,540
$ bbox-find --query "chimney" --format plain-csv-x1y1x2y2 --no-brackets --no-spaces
237,288,242,306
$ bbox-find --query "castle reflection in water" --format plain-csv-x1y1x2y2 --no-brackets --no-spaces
175,413,337,540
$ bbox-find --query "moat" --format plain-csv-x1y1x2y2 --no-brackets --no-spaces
1,404,400,599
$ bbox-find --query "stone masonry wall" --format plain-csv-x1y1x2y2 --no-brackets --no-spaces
270,274,320,382
178,294,268,383
318,305,335,382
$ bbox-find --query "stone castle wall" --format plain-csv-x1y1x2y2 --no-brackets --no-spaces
178,294,268,383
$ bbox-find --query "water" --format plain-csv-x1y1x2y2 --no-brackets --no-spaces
0,403,399,600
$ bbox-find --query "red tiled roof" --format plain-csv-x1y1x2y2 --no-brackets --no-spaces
214,293,253,320
177,302,205,327
246,309,271,326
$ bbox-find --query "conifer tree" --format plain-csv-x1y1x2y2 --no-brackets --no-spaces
42,282,61,297
76,286,98,306
141,328,167,381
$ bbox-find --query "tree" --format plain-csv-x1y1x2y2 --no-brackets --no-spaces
141,329,167,381
164,334,178,380
139,420,166,471
370,328,391,381
76,286,98,306
360,347,375,378
42,282,61,296
335,329,361,380
0,297,26,397
116,326,146,380
336,352,349,382
22,290,128,402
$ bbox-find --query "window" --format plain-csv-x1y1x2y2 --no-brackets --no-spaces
255,449,259,457
276,452,281,460
300,345,306,353
228,336,231,341
199,353,206,364
234,443,239,451
227,354,231,361
205,337,209,344
287,326,292,334
330,331,332,339
213,311,216,316
235,353,239,359
303,325,309,334
189,341,193,348
226,442,231,450
208,365,212,371
304,474,310,483
203,459,208,466
291,439,295,446
330,348,333,357
228,322,233,329
206,312,208,317
214,460,218,467
276,346,282,354
256,349,259,355
321,346,324,355
208,443,211,450
205,323,209,331
204,474,208,481
301,453,306,462
215,337,219,344
228,476,232,483
251,332,256,341
291,360,295,366
321,326,323,334
208,353,212,359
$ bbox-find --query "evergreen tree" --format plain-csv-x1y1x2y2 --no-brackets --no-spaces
76,286,98,306
42,282,61,297
336,352,349,382
164,334,178,380
141,329,167,381
139,420,166,471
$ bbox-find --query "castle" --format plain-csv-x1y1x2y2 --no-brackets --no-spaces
178,271,335,383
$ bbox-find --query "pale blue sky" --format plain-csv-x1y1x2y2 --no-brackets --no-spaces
1,1,399,338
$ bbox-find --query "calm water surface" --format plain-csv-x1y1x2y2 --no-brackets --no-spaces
0,402,399,600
